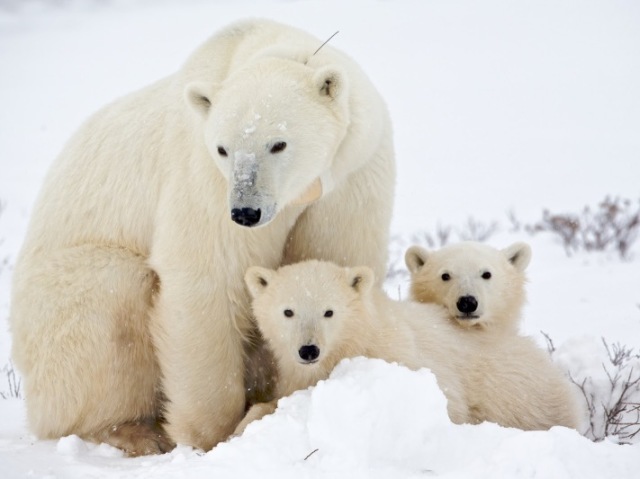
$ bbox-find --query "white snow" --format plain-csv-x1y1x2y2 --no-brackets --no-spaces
1,0,640,477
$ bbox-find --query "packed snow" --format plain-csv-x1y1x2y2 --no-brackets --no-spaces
1,0,640,477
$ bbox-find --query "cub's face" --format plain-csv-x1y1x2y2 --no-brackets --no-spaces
186,58,349,227
405,241,531,330
244,261,373,370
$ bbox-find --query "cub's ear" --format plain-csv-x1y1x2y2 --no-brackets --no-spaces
405,245,429,274
502,242,532,272
184,81,217,117
313,66,347,101
347,266,374,295
245,266,275,299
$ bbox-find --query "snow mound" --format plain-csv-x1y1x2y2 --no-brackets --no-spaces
1,356,640,478
216,357,450,476
203,357,638,479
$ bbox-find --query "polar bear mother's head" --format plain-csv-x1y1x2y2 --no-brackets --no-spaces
186,57,350,227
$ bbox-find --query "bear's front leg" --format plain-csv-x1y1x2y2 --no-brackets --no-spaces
150,281,247,451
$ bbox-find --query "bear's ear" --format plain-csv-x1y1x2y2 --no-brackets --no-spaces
347,266,374,295
313,66,347,101
405,245,429,274
502,242,532,272
184,81,216,118
245,266,275,298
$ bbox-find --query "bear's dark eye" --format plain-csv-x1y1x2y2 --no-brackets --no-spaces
270,141,287,154
441,273,451,281
217,146,228,157
482,271,492,280
284,309,294,318
324,310,333,318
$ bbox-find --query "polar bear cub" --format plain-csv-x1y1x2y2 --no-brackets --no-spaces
234,260,580,435
405,241,532,334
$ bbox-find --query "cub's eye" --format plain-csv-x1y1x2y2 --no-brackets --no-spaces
324,310,334,318
270,141,287,154
481,271,492,280
217,146,228,157
441,273,451,281
283,309,294,318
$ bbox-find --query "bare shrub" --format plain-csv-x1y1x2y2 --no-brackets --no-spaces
457,217,499,242
386,234,410,282
408,218,498,250
0,201,19,400
386,196,639,285
0,362,22,400
541,331,556,354
0,200,8,276
410,224,452,250
506,209,522,233
562,338,640,444
526,196,640,259
604,340,638,367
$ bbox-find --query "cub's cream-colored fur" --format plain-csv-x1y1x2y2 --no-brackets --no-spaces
234,260,581,436
10,19,395,454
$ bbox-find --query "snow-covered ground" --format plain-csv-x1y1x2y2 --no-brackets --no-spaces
1,0,639,477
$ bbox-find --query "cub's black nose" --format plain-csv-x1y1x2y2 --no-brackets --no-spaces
231,207,261,227
298,344,320,362
457,295,478,314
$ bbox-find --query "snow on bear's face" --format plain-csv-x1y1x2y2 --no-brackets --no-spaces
244,261,373,371
404,241,531,332
186,58,349,227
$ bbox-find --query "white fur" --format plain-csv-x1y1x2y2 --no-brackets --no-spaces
235,260,581,435
9,19,395,454
405,241,532,334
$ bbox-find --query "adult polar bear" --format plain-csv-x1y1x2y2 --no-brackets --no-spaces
10,19,395,455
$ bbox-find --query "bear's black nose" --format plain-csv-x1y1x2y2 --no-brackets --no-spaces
298,344,320,363
457,295,478,314
231,207,261,227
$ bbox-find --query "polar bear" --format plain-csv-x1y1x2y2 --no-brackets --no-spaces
9,19,395,455
234,260,580,435
405,241,532,334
